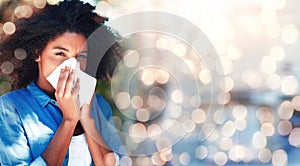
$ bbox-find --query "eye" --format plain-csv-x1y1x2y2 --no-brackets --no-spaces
55,52,65,56
76,54,87,59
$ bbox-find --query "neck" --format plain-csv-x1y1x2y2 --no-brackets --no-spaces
36,78,55,99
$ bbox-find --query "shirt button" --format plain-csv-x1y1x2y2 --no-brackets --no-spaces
50,100,56,104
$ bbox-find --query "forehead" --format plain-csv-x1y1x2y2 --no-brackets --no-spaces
47,32,87,50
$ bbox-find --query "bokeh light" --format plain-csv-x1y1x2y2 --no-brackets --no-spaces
172,44,186,57
235,118,247,131
272,150,287,166
281,76,298,95
156,38,168,50
171,90,182,104
136,109,149,122
131,95,143,109
34,0,47,9
261,122,275,136
292,96,300,111
242,70,263,89
123,50,139,68
214,152,228,166
252,131,267,149
129,123,147,143
220,137,233,151
281,24,299,44
120,156,132,166
147,124,162,140
46,0,59,5
155,69,170,84
152,152,166,165
0,61,14,75
278,101,294,120
179,152,191,165
221,121,236,137
232,105,247,119
219,76,234,92
2,0,300,165
14,48,27,60
277,120,292,136
14,5,33,18
198,69,211,84
114,92,131,110
0,81,12,95
3,22,16,35
95,1,112,17
267,74,281,89
289,128,300,147
258,148,272,163
191,108,206,124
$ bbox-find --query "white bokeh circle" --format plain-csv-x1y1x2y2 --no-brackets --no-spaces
86,11,225,156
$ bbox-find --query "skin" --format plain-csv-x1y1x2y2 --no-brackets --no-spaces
35,32,115,166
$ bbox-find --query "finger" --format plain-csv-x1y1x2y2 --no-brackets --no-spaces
56,67,70,97
73,78,80,95
64,70,75,97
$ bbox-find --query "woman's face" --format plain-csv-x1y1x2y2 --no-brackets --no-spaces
36,32,87,91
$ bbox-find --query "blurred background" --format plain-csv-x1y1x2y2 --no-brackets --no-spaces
1,0,300,165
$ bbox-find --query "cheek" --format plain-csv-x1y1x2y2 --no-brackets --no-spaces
40,57,64,77
78,59,87,71
41,62,56,77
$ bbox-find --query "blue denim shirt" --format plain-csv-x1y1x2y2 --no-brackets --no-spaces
0,82,123,166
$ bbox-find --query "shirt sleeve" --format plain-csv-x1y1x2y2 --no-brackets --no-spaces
95,95,112,120
0,95,47,166
92,95,126,154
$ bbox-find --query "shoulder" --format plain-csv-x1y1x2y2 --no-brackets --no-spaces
0,89,28,103
0,90,28,123
0,89,32,116
95,94,111,107
94,94,113,119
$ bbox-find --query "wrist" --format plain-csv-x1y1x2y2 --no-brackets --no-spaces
61,109,80,122
61,118,79,127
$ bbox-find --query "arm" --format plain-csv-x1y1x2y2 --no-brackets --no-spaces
42,68,81,165
80,101,116,166
85,132,116,166
0,97,47,166
41,120,77,165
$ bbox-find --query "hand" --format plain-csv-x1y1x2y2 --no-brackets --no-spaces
55,67,80,122
80,93,95,121
79,93,104,144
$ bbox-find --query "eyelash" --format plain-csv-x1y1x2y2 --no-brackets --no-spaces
77,55,86,59
55,52,86,59
55,52,65,56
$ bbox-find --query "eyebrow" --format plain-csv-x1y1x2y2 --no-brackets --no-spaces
53,46,69,52
79,50,88,54
53,46,88,54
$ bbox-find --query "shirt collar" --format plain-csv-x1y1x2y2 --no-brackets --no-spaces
27,81,52,107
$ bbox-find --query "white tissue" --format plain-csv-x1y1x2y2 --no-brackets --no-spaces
46,58,96,107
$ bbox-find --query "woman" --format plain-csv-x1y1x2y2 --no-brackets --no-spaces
0,0,123,165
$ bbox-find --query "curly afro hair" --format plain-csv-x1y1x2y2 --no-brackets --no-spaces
0,0,122,90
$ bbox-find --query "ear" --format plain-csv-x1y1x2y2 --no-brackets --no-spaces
35,56,40,62
34,49,40,62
